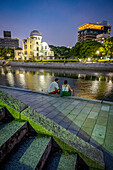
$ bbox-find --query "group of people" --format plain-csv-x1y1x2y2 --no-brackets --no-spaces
48,78,73,96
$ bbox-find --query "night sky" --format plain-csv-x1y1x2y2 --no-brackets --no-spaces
0,0,113,47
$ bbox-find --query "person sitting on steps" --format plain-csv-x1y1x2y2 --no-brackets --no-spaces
48,78,61,94
61,80,73,96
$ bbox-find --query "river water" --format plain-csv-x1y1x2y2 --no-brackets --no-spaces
0,66,113,102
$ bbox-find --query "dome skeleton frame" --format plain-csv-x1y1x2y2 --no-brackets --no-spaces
30,30,42,36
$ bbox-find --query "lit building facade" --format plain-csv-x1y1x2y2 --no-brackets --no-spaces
95,33,110,43
78,21,111,42
0,31,19,49
15,30,54,60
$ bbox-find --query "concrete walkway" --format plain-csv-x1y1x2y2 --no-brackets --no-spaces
0,86,113,151
0,86,113,169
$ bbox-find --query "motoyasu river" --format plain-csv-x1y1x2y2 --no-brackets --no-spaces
0,66,113,102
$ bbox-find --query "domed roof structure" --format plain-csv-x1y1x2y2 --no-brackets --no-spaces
30,30,42,36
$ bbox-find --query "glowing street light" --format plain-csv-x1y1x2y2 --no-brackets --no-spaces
96,51,100,54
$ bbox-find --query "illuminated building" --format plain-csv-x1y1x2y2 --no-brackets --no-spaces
0,31,19,49
95,33,110,43
78,21,111,42
15,30,54,60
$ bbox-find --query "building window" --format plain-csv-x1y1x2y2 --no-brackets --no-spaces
45,52,47,56
89,30,94,33
36,42,38,45
45,46,47,49
84,30,87,33
30,45,32,49
37,47,39,51
25,51,27,55
25,45,27,49
38,37,40,40
18,52,21,55
32,37,37,40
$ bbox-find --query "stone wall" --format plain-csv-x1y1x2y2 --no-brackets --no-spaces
0,61,113,71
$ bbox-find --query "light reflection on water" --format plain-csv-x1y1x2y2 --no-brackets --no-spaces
0,66,113,101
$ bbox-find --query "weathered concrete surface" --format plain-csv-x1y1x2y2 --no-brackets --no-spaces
0,61,113,71
0,87,106,169
0,120,27,163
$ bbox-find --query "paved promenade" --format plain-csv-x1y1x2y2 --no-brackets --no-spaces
0,86,113,150
0,86,113,169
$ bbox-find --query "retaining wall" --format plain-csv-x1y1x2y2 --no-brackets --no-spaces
0,61,113,71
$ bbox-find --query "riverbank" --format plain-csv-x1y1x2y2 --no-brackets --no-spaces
0,61,113,71
0,86,113,169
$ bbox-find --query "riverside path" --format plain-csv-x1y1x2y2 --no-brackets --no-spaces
0,85,113,169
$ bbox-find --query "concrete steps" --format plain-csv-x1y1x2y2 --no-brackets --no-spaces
43,151,78,170
0,120,28,163
0,89,105,169
0,108,79,170
19,135,52,169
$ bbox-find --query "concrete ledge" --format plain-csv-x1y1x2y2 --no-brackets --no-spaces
0,87,105,169
1,61,113,71
0,85,113,105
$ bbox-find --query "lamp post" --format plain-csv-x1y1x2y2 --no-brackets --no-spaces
96,51,100,55
96,50,100,60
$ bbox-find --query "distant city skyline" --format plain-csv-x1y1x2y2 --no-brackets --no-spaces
0,0,113,47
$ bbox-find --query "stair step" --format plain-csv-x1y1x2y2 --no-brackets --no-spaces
57,152,77,170
0,106,5,121
0,106,14,130
43,151,77,170
19,135,52,169
0,117,14,131
0,120,26,147
1,133,36,170
0,120,28,163
43,150,62,170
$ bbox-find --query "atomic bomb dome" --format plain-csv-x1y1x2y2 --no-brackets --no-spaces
30,30,42,37
14,30,54,60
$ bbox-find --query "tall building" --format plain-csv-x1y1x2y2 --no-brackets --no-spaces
15,30,54,60
0,31,19,49
78,21,111,42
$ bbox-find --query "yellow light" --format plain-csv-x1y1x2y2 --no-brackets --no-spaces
78,24,104,30
96,51,100,54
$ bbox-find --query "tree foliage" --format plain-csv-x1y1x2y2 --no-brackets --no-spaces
50,38,113,59
49,45,70,57
0,48,14,59
99,37,113,58
70,40,102,59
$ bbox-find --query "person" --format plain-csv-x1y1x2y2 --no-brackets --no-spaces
61,80,73,96
48,78,61,94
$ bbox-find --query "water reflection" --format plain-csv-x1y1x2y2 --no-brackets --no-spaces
18,73,26,87
0,66,113,101
6,71,14,86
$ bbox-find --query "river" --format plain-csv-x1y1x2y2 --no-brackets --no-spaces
0,66,113,102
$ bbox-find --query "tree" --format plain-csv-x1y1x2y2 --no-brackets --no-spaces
49,45,71,57
69,40,102,59
0,48,14,59
98,37,113,58
69,42,81,58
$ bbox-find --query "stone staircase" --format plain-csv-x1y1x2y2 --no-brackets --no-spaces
0,106,80,170
0,88,106,170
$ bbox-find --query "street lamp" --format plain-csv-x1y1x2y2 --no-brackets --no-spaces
96,51,100,55
96,51,100,60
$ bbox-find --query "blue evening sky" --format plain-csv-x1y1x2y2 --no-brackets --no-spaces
0,0,113,47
